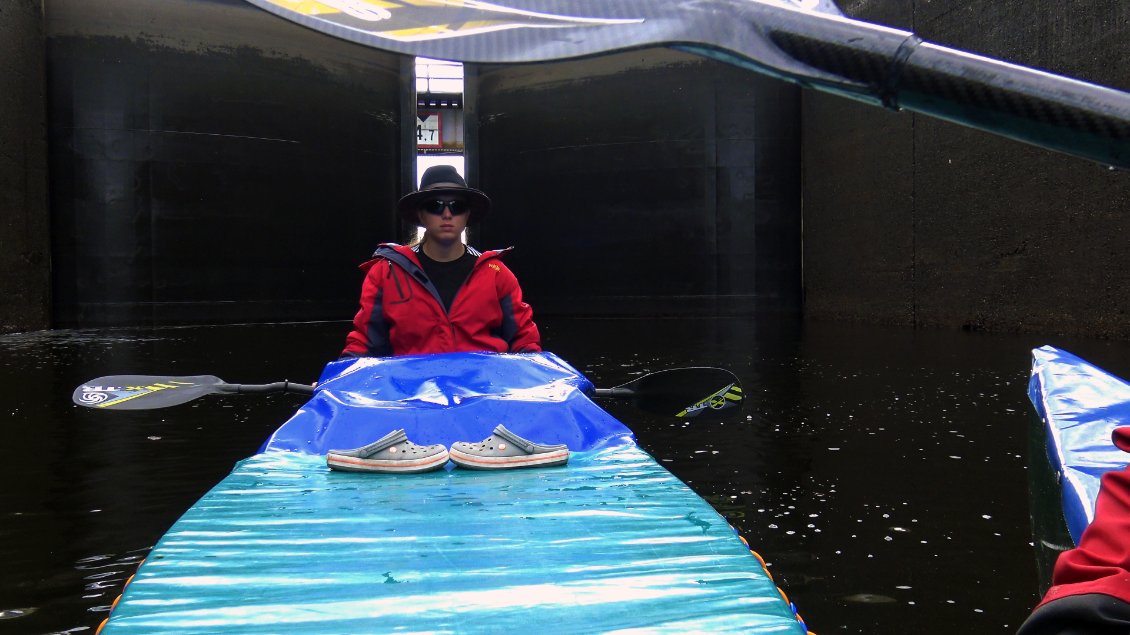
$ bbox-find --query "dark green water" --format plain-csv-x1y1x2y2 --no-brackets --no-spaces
1,316,1128,634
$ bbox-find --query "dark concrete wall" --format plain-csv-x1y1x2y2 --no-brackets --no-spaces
46,0,404,327
471,48,802,316
803,1,1130,336
0,1,51,333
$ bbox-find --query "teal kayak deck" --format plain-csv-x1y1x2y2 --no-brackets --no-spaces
101,352,805,633
107,446,803,633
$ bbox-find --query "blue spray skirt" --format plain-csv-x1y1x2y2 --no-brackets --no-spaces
261,352,632,455
1029,345,1130,544
101,352,807,633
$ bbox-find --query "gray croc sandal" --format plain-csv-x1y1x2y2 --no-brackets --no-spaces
327,429,449,473
449,424,569,470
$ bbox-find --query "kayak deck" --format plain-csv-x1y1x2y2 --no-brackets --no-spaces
105,446,804,633
101,352,807,633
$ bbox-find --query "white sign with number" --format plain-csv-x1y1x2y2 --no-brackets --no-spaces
417,113,441,148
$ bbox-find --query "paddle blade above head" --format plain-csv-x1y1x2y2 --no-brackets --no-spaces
242,0,1130,169
73,375,229,410
596,367,745,419
241,0,842,65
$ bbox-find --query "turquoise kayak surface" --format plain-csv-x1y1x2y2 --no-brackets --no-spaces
105,448,804,633
102,352,806,633
1029,345,1130,544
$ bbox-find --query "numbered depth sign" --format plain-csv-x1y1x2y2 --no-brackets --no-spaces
417,112,441,148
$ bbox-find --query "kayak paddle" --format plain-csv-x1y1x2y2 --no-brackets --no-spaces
242,0,1130,169
73,367,743,418
72,375,316,411
592,367,744,419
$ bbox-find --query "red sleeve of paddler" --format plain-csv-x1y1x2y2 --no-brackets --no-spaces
341,260,392,357
1017,462,1130,634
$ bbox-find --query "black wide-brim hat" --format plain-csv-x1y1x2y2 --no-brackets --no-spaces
398,165,491,225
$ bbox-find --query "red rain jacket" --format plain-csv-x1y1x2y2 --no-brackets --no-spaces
341,243,541,357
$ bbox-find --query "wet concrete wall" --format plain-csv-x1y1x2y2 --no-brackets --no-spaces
45,0,404,327
470,49,802,316
21,0,1128,334
0,1,51,333
803,1,1130,336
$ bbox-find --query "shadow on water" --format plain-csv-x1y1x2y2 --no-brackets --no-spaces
2,316,1129,634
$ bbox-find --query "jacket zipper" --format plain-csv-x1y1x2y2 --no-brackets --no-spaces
388,265,405,300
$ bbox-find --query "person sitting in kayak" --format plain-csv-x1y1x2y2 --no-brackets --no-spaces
330,165,562,473
340,164,541,358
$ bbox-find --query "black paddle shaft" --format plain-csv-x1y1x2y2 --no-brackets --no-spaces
73,367,738,417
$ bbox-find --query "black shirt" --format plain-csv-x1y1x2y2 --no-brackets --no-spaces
416,247,477,313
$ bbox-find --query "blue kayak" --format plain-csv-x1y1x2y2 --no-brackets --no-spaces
1029,345,1130,544
98,352,809,633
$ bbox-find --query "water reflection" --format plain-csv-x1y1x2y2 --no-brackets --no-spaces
1,317,1127,633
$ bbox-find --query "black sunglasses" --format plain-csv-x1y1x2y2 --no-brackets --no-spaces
422,199,470,216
